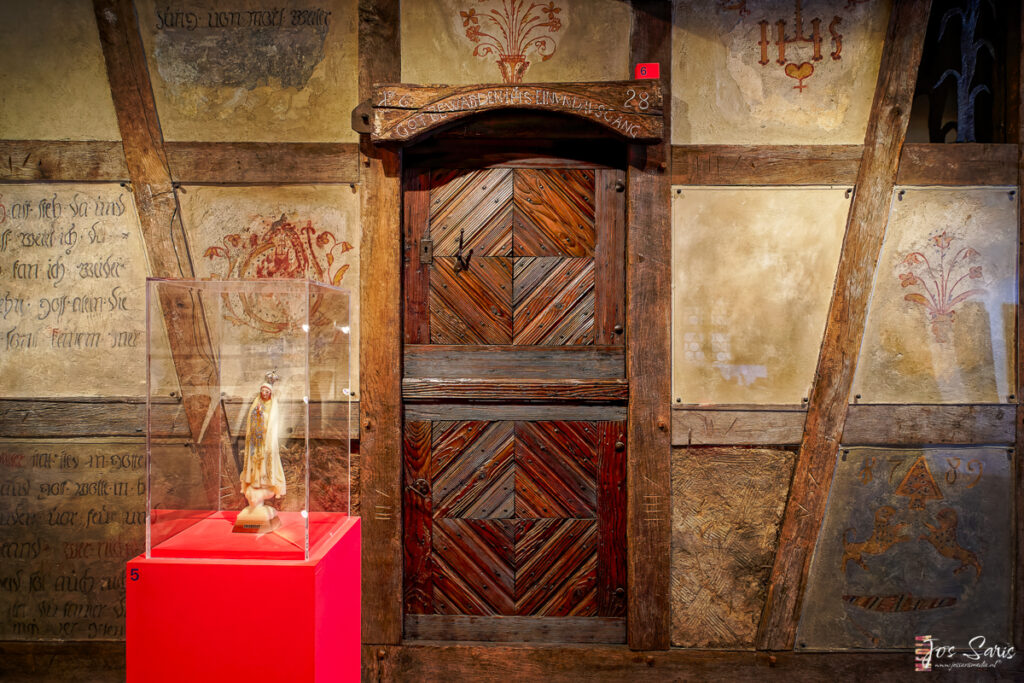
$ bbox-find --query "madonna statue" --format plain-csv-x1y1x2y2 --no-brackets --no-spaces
233,372,286,533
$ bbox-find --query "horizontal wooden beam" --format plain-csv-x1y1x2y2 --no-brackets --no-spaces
0,398,359,439
670,145,862,185
165,142,360,184
404,616,625,644
896,143,1018,185
670,143,1017,186
671,404,1014,446
404,345,624,379
403,378,628,402
364,644,938,682
672,405,806,445
405,403,626,422
0,140,128,182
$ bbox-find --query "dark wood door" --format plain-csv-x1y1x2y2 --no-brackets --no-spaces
402,165,627,643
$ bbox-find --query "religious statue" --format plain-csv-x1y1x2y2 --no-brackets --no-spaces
233,371,286,533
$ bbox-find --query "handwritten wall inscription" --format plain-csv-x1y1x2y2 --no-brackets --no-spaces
0,440,200,640
0,184,161,398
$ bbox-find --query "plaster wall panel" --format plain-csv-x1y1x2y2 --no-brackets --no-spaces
671,447,794,648
0,0,121,140
0,439,201,640
671,186,849,404
671,0,890,144
852,188,1018,404
135,0,358,142
178,185,360,397
401,0,630,86
0,184,179,398
798,446,1013,650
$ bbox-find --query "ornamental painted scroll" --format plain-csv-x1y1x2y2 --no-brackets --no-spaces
202,213,354,334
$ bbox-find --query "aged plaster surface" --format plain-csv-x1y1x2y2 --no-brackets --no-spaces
136,0,358,142
402,0,629,86
0,0,121,140
671,447,795,648
0,439,201,640
798,446,1012,649
178,184,360,397
853,188,1017,403
671,186,850,404
0,184,181,398
672,0,890,144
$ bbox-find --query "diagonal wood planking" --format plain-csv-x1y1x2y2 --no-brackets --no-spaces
513,169,596,257
430,168,514,257
433,519,517,616
92,0,239,507
430,257,514,345
513,258,596,346
627,0,672,651
403,420,433,614
756,0,934,651
514,421,598,519
358,0,403,645
515,519,598,616
432,421,515,519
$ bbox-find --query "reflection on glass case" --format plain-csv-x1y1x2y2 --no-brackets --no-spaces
146,278,352,560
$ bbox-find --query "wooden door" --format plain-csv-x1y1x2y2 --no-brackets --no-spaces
402,165,627,643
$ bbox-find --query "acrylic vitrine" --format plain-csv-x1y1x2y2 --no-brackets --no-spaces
146,278,352,560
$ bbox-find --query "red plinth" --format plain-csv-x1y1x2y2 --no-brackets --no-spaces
127,517,360,682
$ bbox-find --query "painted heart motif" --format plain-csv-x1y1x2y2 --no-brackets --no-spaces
785,61,814,81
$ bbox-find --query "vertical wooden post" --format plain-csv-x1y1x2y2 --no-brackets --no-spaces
93,0,238,506
626,0,672,651
358,0,403,646
756,0,933,651
1014,0,1024,656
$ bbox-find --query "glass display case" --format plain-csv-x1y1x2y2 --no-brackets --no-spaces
146,278,352,560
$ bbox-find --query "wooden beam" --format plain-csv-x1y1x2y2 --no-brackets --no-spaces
402,378,628,402
626,0,672,652
756,0,932,651
403,616,626,644
671,145,862,185
897,143,1018,185
1015,0,1024,655
363,644,945,683
164,142,360,184
671,404,1015,446
358,0,402,646
364,81,664,143
670,143,1017,187
92,0,239,508
0,140,128,181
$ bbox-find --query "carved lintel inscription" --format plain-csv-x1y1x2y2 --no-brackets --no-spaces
367,81,664,142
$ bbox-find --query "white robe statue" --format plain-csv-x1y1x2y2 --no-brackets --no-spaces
233,381,286,532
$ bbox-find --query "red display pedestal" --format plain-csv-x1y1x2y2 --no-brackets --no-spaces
127,517,360,682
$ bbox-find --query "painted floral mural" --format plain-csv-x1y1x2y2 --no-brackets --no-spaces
897,231,985,343
459,0,563,83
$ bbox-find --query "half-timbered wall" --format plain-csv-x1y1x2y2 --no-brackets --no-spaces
1,0,1022,680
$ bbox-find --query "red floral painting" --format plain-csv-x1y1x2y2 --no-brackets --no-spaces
203,213,354,333
897,231,985,343
459,0,563,83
